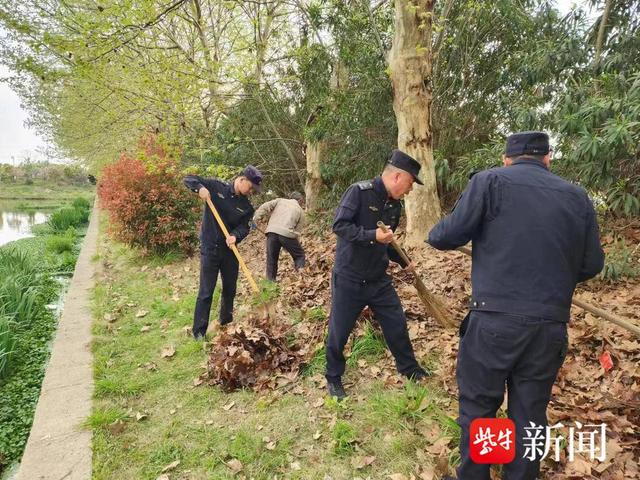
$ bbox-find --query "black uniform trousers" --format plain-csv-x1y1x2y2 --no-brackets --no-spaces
266,232,305,281
456,310,568,480
325,272,422,382
193,247,239,337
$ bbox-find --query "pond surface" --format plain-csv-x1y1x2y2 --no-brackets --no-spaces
0,207,49,247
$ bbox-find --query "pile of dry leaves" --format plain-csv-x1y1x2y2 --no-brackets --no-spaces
203,312,300,392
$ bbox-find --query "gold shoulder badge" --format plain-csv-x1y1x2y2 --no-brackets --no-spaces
368,205,379,212
217,192,225,199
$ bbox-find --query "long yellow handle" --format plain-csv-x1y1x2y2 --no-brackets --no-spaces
205,197,260,294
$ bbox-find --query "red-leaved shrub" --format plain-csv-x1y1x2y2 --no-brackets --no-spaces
98,153,200,255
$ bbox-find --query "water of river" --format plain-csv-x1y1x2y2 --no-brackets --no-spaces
0,210,49,247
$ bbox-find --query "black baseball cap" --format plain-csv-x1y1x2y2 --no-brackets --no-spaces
505,131,550,157
242,165,263,192
388,149,424,185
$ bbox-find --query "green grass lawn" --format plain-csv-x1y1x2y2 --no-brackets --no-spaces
91,227,459,480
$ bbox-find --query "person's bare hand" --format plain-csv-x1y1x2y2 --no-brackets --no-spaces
226,235,237,247
375,227,394,244
198,186,211,201
404,262,416,273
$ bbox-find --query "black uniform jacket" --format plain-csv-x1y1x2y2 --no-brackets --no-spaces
428,158,604,322
184,175,254,254
333,176,408,282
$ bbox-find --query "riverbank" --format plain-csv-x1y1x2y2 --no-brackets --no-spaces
0,191,93,477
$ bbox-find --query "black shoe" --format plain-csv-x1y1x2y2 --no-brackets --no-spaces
408,368,431,382
327,380,347,401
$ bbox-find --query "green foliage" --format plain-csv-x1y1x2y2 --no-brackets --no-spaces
347,323,386,367
331,420,357,455
250,279,281,307
72,196,91,211
48,202,89,233
2,0,639,223
0,249,42,325
0,316,16,380
306,306,327,322
83,407,129,430
551,2,640,218
0,269,57,472
600,238,640,282
45,228,76,254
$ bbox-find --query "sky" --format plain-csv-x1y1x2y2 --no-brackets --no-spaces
0,65,49,165
0,0,589,166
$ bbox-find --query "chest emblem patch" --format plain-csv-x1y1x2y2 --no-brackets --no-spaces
368,205,379,212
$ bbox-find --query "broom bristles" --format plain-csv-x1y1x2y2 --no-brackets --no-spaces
413,278,457,328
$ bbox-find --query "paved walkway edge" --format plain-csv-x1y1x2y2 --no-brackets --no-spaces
16,206,99,480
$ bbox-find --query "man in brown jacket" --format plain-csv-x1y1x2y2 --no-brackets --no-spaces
253,192,306,281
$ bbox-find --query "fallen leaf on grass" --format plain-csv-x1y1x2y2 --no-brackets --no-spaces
135,310,148,318
161,460,180,473
351,455,376,469
226,458,243,474
140,325,150,333
103,313,116,323
107,420,126,436
161,346,176,358
155,475,170,480
388,474,408,480
135,412,147,421
313,431,321,440
222,401,235,411
312,398,324,408
193,377,203,387
290,461,301,471
426,436,451,455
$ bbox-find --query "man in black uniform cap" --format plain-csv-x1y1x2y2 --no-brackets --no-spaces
184,166,263,340
428,131,604,480
325,149,430,400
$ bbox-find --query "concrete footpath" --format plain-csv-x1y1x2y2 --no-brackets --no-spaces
16,207,98,480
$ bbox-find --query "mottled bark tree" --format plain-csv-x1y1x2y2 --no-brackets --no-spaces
389,0,441,247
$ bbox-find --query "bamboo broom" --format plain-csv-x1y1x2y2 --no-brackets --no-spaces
377,221,455,328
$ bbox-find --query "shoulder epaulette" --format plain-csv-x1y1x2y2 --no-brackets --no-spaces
356,180,374,190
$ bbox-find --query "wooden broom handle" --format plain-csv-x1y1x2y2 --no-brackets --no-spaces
455,245,640,337
205,197,260,294
377,221,411,264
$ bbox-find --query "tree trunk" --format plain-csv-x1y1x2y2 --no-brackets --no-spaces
304,59,348,210
594,0,614,70
305,140,324,210
389,0,441,248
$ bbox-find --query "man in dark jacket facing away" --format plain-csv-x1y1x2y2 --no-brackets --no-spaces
184,166,262,340
428,131,604,480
